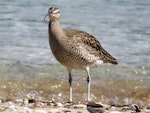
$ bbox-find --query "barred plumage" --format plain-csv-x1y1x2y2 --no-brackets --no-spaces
46,7,118,102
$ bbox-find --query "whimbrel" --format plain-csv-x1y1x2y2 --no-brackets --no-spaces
44,7,118,102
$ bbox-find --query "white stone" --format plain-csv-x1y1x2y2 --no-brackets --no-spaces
56,102,64,107
35,109,47,113
110,111,122,113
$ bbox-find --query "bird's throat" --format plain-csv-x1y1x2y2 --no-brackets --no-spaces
49,20,62,35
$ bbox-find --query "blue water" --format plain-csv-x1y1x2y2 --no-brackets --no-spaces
0,0,150,105
0,0,150,66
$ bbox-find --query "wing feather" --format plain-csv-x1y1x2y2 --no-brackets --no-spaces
63,29,118,64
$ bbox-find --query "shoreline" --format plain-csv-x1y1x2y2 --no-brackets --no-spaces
0,63,150,107
0,99,150,113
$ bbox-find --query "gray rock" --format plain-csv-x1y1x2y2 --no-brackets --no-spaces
146,106,150,110
87,102,103,108
63,110,71,113
87,107,105,113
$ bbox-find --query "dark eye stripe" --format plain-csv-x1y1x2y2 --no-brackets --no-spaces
49,7,60,14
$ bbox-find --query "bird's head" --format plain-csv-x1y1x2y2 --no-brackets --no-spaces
44,7,60,22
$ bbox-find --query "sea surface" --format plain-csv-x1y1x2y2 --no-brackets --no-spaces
0,0,150,105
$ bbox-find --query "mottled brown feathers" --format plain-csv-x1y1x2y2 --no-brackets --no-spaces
63,29,118,64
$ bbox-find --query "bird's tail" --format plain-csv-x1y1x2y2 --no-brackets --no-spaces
110,59,118,65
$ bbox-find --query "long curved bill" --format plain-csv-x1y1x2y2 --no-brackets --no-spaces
43,13,49,22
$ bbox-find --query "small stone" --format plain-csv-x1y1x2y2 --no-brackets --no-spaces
130,104,141,112
48,102,55,106
23,99,36,105
49,108,61,113
0,99,4,103
110,111,122,113
35,109,47,113
142,108,150,113
9,104,17,111
20,107,33,113
35,102,46,108
73,104,87,109
23,99,29,105
28,99,35,103
64,102,74,106
87,107,105,113
0,107,6,112
121,106,130,111
5,99,13,102
96,102,110,108
56,102,64,107
58,93,62,97
77,112,82,113
8,101,14,106
27,103,35,109
87,102,103,108
63,110,71,113
15,99,24,103
0,103,7,112
146,106,150,110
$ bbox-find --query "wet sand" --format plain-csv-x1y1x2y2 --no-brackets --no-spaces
0,63,150,106
0,63,150,113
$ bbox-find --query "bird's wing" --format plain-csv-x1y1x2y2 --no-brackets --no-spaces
64,29,118,64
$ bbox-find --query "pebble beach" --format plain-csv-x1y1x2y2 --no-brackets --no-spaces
0,99,150,113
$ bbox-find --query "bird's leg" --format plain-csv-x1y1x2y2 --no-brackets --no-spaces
87,75,91,101
86,67,91,102
69,72,73,102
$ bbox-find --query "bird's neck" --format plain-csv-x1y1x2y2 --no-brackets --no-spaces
49,19,63,37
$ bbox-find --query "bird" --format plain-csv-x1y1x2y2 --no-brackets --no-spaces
44,7,118,103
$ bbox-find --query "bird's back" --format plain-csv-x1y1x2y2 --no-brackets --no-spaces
67,29,117,62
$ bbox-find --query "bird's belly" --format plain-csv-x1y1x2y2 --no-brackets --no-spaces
52,47,103,70
53,51,86,69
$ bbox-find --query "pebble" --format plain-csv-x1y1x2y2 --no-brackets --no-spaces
73,104,87,109
63,110,71,113
0,106,7,112
121,106,130,111
49,108,61,113
87,102,103,108
35,102,46,108
23,98,29,105
110,111,122,113
5,99,13,102
20,107,33,113
77,112,82,113
146,106,150,110
28,99,36,103
35,109,47,113
15,99,24,103
0,99,3,103
56,102,64,107
9,104,17,111
64,102,74,106
87,107,105,113
27,103,35,109
131,104,141,112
